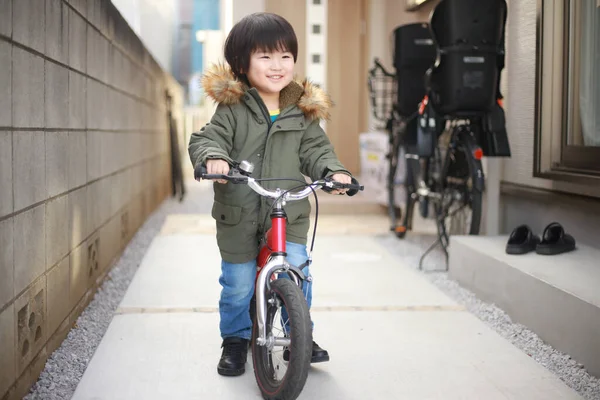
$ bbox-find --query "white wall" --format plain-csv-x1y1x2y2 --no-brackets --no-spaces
369,0,389,67
231,0,265,24
502,0,541,189
111,0,176,73
221,0,234,36
305,0,327,89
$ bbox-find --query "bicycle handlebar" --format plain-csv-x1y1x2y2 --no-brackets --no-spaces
194,162,364,200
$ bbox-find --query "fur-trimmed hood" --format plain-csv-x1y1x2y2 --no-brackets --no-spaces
201,63,332,121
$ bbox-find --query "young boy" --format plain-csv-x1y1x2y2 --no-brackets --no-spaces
188,12,353,377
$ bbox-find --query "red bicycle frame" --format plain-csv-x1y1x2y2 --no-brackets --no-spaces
195,159,362,351
256,209,287,281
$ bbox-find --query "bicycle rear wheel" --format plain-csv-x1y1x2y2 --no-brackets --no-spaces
437,130,483,236
252,279,312,400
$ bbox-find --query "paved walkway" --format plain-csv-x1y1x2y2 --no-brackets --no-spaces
70,183,582,399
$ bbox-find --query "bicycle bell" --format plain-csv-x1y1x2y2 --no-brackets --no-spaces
238,160,255,176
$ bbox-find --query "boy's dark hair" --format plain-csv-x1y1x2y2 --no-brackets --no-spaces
224,13,298,85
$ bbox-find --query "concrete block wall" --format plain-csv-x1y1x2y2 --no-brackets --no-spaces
0,1,183,398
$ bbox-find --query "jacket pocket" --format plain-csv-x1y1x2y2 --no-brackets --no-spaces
211,200,242,225
277,199,310,230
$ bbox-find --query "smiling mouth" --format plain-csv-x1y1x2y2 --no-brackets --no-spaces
268,75,283,80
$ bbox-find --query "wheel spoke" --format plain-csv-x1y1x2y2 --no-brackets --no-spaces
254,279,311,395
426,127,482,241
261,297,290,383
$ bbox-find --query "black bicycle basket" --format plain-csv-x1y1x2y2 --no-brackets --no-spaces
368,60,397,125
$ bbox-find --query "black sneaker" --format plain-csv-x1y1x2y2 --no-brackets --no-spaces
283,341,330,363
217,337,249,376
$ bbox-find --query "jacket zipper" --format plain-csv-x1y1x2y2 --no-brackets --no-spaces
248,97,304,228
249,91,273,130
248,91,274,224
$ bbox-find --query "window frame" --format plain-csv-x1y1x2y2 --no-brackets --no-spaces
534,0,600,183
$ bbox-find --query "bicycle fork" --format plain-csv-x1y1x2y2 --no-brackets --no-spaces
254,201,308,349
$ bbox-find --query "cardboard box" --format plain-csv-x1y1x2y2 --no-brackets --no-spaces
359,131,406,208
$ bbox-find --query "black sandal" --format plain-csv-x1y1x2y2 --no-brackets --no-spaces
536,222,576,255
506,225,540,255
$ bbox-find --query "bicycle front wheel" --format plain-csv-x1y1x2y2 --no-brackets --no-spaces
387,129,403,234
252,279,312,400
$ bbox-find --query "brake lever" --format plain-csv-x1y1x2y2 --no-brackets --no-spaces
228,173,249,184
194,163,249,184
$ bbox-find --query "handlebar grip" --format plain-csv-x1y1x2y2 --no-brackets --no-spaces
194,164,207,181
204,174,229,180
346,179,364,197
194,163,229,181
333,183,364,190
325,177,364,196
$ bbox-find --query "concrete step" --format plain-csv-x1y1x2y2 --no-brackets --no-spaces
449,236,600,378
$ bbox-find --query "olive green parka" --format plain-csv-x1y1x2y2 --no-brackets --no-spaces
188,64,349,263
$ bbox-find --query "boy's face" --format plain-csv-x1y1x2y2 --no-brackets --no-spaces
246,48,295,100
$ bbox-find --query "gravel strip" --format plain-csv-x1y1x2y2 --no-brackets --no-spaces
24,210,166,400
377,233,600,400
25,182,212,400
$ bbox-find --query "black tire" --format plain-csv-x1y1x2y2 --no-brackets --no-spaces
438,139,483,236
398,144,420,238
249,295,256,356
465,157,483,235
250,294,256,325
419,158,431,219
252,279,312,400
387,130,403,232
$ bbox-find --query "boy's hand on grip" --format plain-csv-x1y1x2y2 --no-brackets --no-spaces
330,173,352,195
206,159,230,184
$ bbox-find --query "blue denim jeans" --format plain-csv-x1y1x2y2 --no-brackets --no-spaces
219,242,311,340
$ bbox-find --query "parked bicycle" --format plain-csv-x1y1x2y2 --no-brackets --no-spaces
369,60,484,270
195,161,363,400
368,58,419,236
367,0,510,270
